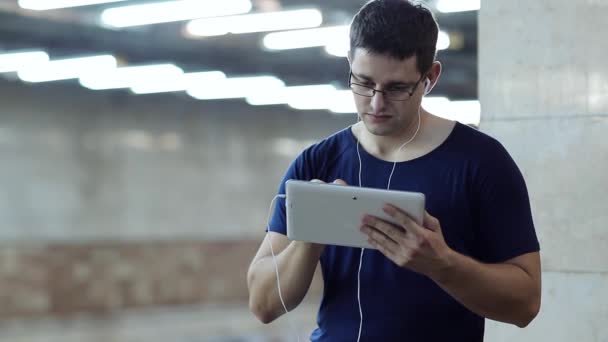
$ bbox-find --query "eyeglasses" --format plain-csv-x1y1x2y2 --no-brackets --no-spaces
348,71,426,101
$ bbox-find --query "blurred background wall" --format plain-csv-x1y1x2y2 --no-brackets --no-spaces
0,0,605,341
480,0,608,340
0,77,341,340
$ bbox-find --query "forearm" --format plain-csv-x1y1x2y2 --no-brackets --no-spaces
247,241,323,323
433,251,540,327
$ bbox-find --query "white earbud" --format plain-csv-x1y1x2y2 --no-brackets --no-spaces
423,78,432,96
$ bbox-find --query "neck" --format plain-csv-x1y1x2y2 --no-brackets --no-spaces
357,110,426,159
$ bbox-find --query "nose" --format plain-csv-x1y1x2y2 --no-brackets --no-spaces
370,90,386,115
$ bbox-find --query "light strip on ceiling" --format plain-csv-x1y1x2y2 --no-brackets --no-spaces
0,51,49,73
287,85,340,110
436,31,451,50
330,95,480,125
436,0,480,13
422,98,480,125
17,55,117,83
79,64,184,90
324,31,451,57
131,71,226,94
246,84,337,109
101,0,252,28
326,90,357,114
248,85,480,126
187,75,284,100
186,9,323,37
263,25,349,50
18,0,127,10
5,50,478,125
265,26,450,57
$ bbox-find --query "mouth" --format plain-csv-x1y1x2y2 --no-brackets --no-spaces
366,113,392,119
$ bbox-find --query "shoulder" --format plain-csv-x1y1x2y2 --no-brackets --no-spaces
286,127,354,180
435,122,524,187
300,126,354,164
449,122,512,162
453,124,528,190
453,122,502,149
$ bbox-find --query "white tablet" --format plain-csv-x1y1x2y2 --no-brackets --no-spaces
285,179,425,249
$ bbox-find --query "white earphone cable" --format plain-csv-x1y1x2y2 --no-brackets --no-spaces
265,194,301,342
265,107,422,342
355,109,422,342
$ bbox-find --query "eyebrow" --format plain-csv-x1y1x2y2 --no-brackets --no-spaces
351,72,417,87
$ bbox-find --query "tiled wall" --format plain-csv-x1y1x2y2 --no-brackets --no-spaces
0,240,323,317
480,0,608,340
0,79,337,317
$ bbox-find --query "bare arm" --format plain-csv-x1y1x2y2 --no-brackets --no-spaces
361,206,541,327
435,251,541,327
247,232,324,324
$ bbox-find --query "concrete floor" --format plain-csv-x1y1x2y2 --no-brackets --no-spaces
0,303,319,342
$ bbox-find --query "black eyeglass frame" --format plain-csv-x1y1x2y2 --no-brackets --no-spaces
348,71,427,101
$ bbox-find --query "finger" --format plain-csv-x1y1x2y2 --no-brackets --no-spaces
367,235,397,261
382,204,425,236
423,211,441,232
333,179,348,185
362,215,406,243
360,224,398,248
364,226,398,256
310,179,326,184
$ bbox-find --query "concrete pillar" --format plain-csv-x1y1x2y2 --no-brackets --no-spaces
479,0,608,340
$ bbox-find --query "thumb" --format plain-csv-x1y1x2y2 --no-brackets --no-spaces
423,211,441,232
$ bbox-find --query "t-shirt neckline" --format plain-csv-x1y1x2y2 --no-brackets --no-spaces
347,121,461,165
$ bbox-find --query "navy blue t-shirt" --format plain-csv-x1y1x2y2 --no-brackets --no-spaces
268,122,540,341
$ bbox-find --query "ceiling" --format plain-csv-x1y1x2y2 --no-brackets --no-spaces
0,0,478,105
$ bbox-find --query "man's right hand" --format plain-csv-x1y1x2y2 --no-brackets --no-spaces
247,178,349,323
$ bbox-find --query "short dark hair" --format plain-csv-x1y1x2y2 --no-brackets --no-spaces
349,0,439,74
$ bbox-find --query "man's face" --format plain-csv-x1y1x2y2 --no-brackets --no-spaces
349,48,426,138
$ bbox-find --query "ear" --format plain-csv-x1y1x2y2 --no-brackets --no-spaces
425,61,442,92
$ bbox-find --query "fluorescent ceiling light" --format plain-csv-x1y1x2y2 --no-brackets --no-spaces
266,26,450,56
442,100,480,126
246,84,335,106
247,85,357,113
245,91,286,105
186,9,322,36
187,75,284,100
324,40,349,58
0,51,49,73
131,71,226,94
422,97,480,125
263,25,349,50
421,96,451,109
79,64,183,90
101,0,252,28
328,90,356,113
18,0,127,10
286,85,338,110
17,55,117,83
437,31,451,50
436,0,480,13
327,93,480,125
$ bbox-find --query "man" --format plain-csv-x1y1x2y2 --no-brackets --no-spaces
247,0,541,340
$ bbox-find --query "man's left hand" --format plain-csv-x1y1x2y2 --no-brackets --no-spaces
360,204,454,281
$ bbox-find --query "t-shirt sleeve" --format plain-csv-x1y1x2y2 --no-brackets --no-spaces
267,148,317,235
473,141,540,263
